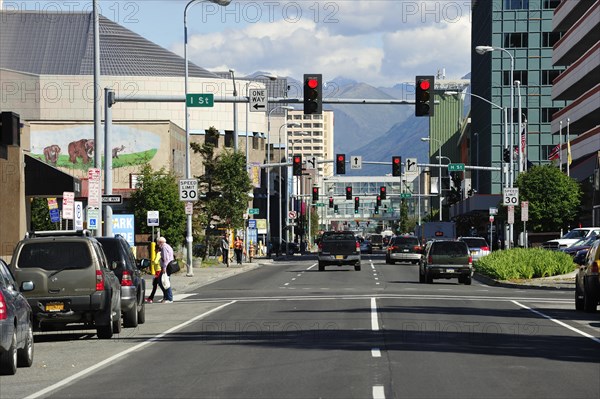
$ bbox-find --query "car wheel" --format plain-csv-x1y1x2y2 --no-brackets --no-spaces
137,300,146,325
426,270,433,284
318,262,325,271
123,303,138,328
0,332,18,375
464,276,472,285
575,278,584,311
583,278,598,313
355,263,361,271
419,270,425,283
97,305,114,339
17,321,34,368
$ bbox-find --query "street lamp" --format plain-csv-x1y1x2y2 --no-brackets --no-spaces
245,74,277,171
184,0,231,276
286,132,309,250
229,68,238,152
421,136,443,221
267,106,294,256
278,122,301,254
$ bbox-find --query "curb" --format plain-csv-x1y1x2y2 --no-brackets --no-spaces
474,272,575,291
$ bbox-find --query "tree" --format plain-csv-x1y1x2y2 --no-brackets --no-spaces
514,165,582,232
30,197,56,230
399,199,409,233
128,164,186,246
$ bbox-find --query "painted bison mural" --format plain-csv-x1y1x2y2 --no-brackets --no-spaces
68,139,94,164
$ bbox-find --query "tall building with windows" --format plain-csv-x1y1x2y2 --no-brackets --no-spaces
471,0,568,195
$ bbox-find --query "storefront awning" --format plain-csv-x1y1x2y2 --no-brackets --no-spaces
25,155,82,197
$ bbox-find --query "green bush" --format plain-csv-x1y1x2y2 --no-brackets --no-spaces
474,248,576,280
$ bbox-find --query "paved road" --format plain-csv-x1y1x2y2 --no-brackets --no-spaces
2,254,599,399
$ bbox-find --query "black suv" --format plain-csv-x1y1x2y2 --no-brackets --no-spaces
10,230,122,339
419,240,473,285
97,236,149,328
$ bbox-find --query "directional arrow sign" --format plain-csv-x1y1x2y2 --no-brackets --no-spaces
350,155,362,169
249,89,267,112
405,158,418,176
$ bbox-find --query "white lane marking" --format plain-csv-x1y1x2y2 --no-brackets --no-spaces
512,300,600,344
307,263,317,270
371,348,381,357
371,297,380,331
174,293,195,301
373,385,386,399
25,301,237,399
291,278,296,281
284,282,290,286
297,274,302,277
376,282,380,285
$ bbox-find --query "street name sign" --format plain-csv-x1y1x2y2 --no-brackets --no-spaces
186,93,214,107
248,208,260,215
315,203,325,207
179,179,199,201
401,193,412,199
249,89,267,112
503,187,519,206
448,163,465,172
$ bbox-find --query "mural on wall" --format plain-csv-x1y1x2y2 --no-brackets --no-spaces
31,126,160,173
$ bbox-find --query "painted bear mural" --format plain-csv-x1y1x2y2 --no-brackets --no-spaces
68,139,94,164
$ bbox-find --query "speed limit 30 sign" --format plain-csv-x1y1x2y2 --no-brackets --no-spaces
179,179,199,201
503,187,519,206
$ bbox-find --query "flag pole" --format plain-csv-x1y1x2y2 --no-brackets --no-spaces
566,118,571,177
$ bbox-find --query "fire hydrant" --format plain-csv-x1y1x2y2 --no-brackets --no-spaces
249,243,255,262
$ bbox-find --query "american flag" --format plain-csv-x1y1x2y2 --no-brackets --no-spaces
548,144,560,161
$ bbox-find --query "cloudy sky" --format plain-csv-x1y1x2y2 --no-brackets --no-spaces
6,0,472,88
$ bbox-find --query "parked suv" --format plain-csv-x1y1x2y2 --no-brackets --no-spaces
96,236,149,328
386,235,422,264
419,240,473,285
10,230,122,339
575,239,600,312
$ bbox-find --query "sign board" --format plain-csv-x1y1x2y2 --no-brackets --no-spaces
49,208,60,223
185,202,194,215
147,211,159,227
405,158,418,176
62,191,74,220
448,163,465,172
315,203,325,207
102,194,123,204
507,205,515,224
521,201,529,222
112,214,135,246
248,219,257,229
489,207,498,215
256,219,267,234
401,193,412,198
350,155,362,170
179,179,199,201
489,215,495,223
87,206,99,230
249,89,267,112
186,93,214,107
503,187,519,206
74,201,84,230
88,168,101,208
288,211,297,219
248,208,259,215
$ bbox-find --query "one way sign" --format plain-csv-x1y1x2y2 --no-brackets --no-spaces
249,88,267,112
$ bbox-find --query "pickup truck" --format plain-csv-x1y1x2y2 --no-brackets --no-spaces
318,231,361,271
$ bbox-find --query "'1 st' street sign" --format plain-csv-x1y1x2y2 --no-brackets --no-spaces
186,93,214,107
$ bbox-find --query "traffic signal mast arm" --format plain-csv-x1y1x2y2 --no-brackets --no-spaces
256,158,500,171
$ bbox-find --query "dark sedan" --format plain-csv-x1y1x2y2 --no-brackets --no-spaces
0,259,34,375
560,235,599,258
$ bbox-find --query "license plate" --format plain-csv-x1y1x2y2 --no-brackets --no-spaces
45,302,64,312
471,251,477,255
335,255,344,260
403,249,409,252
446,268,455,273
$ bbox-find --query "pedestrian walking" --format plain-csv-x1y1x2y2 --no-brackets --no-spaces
221,234,230,266
145,248,161,303
157,236,174,303
234,236,244,265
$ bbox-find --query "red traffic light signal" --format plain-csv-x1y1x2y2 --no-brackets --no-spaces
336,153,346,174
293,155,303,176
329,197,334,208
304,74,322,115
415,75,434,117
312,187,319,202
345,186,352,200
377,196,381,206
392,156,402,176
380,186,387,200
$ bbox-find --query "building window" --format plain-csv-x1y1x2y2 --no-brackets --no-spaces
252,132,259,150
504,0,528,9
542,31,563,47
303,123,312,128
541,108,560,123
541,70,561,85
504,33,528,48
224,130,233,148
293,114,302,120
504,70,528,86
543,0,560,9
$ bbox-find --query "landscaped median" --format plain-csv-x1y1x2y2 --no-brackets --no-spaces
474,247,577,282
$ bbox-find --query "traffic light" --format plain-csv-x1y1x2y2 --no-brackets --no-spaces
336,154,346,174
374,205,379,215
345,186,352,200
380,186,386,200
376,196,382,207
354,197,360,214
303,74,322,115
293,154,302,176
334,204,339,214
392,156,402,176
415,75,434,117
329,197,334,208
312,187,319,203
503,147,510,163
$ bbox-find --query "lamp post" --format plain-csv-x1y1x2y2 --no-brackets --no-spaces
184,0,231,276
228,69,238,152
267,106,294,256
278,122,301,254
421,137,443,221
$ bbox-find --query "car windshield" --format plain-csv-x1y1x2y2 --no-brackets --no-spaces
578,235,599,246
562,229,588,239
460,238,488,248
17,241,92,270
431,241,468,256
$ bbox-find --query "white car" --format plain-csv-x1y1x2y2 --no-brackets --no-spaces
542,228,600,250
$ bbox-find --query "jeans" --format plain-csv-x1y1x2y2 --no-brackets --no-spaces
157,270,173,301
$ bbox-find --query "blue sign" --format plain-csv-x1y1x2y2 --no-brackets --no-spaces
49,208,60,223
248,219,257,229
112,214,135,246
247,229,258,245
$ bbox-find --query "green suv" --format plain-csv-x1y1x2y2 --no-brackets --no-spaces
10,230,122,339
419,240,473,285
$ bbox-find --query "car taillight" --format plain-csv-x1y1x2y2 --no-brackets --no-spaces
413,245,421,251
121,271,133,287
96,270,105,291
592,261,599,274
428,255,433,263
318,242,322,250
388,246,397,251
481,246,490,251
0,292,6,320
356,241,360,251
468,256,473,265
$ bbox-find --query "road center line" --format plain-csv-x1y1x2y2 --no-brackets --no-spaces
512,300,600,344
371,348,381,357
371,297,380,331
